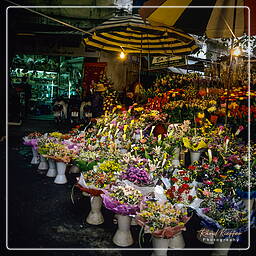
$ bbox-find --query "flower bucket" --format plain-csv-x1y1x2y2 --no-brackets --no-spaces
212,239,232,256
69,165,81,174
86,196,104,225
190,150,201,164
38,155,49,170
151,236,170,256
31,147,40,165
113,214,133,247
172,147,180,167
54,161,67,184
46,158,57,177
168,232,185,248
197,228,215,245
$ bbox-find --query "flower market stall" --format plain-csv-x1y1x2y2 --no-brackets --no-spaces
22,69,256,252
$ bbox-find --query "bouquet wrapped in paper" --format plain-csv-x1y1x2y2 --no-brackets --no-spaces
77,160,123,196
101,185,143,215
136,200,190,238
23,132,43,149
196,196,248,239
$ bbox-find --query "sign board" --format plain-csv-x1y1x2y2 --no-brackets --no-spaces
149,55,186,70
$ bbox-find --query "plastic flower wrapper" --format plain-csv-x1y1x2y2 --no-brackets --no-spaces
233,143,256,199
182,129,208,152
101,184,143,215
136,199,190,238
23,132,43,149
196,195,248,238
77,160,123,195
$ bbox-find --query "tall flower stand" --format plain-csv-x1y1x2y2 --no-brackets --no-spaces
190,150,201,164
69,165,80,174
113,214,133,247
241,198,254,212
46,159,57,177
38,155,49,170
31,148,40,165
168,232,185,248
86,196,104,225
172,147,180,167
211,239,232,256
54,161,67,184
151,236,170,256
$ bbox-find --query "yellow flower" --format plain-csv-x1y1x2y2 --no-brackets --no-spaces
197,112,205,119
214,188,222,193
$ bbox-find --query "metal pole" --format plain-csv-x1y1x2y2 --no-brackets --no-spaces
224,1,237,127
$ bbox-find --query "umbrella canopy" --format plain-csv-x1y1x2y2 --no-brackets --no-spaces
139,0,256,38
83,14,199,55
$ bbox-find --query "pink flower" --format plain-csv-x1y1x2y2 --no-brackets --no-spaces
202,190,211,196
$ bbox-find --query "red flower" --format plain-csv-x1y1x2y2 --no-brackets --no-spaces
202,164,209,169
182,177,190,181
188,165,196,170
182,184,189,189
171,177,178,183
188,195,193,201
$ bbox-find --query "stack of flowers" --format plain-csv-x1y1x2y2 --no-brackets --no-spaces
182,127,209,152
136,200,190,238
40,142,76,163
23,132,43,149
165,169,197,207
198,196,248,236
121,167,151,186
77,160,123,195
101,185,143,215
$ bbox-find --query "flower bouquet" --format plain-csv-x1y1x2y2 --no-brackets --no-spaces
101,184,143,247
136,200,190,238
165,169,197,208
23,132,42,149
101,184,143,216
39,142,75,163
77,160,123,196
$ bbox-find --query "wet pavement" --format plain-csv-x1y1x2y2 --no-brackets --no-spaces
4,119,256,255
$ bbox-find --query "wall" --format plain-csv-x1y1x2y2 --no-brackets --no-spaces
99,51,140,92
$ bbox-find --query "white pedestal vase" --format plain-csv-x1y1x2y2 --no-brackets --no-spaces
168,232,185,248
211,240,232,256
69,165,80,174
54,162,67,184
241,198,254,212
46,159,57,177
86,196,104,225
190,150,201,164
172,147,180,167
82,191,89,197
38,155,49,170
113,214,133,247
151,236,170,256
31,148,40,165
197,229,215,245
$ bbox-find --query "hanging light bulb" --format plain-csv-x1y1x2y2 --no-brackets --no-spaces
119,51,126,59
231,47,242,57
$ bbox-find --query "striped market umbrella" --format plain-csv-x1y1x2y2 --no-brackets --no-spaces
139,0,256,38
83,14,199,55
